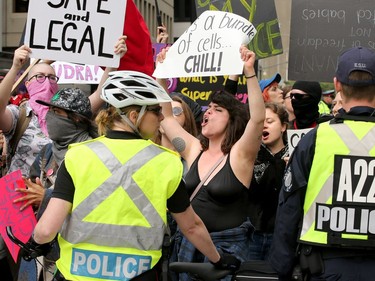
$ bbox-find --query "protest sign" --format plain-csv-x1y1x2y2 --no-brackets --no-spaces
24,0,127,67
167,75,248,108
0,170,36,262
51,62,104,84
287,128,313,156
289,0,375,82
153,10,256,79
195,0,283,59
50,42,169,85
51,41,168,84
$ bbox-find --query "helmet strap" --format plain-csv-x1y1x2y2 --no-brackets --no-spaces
136,106,147,127
117,108,141,136
135,106,147,139
117,106,147,138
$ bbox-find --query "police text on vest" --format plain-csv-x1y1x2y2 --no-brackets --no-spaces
71,249,152,280
315,155,375,235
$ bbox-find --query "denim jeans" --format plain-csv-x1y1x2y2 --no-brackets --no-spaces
248,231,273,261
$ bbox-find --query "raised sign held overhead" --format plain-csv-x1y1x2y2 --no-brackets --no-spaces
153,10,256,78
24,0,126,67
195,0,283,59
289,0,375,82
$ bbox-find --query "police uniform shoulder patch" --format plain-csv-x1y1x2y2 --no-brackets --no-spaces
283,165,293,192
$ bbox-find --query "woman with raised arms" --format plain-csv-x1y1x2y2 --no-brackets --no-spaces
157,45,265,281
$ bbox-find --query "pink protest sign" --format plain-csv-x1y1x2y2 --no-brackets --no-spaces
0,170,37,262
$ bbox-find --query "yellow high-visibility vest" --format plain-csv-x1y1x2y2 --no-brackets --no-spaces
299,120,375,248
56,136,183,281
318,101,331,115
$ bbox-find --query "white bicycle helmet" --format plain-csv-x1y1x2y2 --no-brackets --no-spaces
101,70,172,108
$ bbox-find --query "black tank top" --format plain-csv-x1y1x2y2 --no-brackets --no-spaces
185,152,249,232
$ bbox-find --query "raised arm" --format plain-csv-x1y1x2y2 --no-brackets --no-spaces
224,74,240,95
0,45,31,133
156,49,202,166
230,46,265,186
89,35,127,115
156,24,169,44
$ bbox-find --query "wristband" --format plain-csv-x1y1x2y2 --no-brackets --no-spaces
245,74,256,79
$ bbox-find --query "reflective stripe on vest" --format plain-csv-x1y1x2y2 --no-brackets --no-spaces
300,121,375,247
60,141,167,250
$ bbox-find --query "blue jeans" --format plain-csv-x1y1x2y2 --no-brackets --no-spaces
248,231,273,261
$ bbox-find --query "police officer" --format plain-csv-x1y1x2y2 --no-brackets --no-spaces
318,89,335,116
21,71,240,281
269,46,375,281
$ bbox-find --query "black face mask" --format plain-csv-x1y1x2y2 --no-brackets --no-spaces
292,96,319,129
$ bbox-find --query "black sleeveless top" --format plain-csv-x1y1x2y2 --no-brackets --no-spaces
185,151,249,232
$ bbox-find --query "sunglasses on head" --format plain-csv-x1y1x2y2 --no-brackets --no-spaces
172,106,183,116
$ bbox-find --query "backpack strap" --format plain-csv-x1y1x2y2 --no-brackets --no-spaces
9,100,32,157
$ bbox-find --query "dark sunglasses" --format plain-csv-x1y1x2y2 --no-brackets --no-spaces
146,105,162,116
172,106,183,116
290,93,309,100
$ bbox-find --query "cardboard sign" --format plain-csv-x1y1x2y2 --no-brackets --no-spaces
287,128,313,156
50,43,170,85
167,75,249,108
51,62,104,84
0,171,37,262
153,10,256,78
24,0,127,67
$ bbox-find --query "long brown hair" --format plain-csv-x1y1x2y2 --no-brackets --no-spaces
173,96,198,137
199,90,249,154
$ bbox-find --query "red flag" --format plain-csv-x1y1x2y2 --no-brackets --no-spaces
119,0,154,77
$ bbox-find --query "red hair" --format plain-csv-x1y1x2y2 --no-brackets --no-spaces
262,81,278,102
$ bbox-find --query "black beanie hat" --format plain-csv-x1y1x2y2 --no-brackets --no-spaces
292,81,322,102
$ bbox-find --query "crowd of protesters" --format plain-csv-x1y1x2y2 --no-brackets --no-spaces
0,9,374,281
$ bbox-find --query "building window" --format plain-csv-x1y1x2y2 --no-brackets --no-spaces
174,0,195,22
14,0,29,13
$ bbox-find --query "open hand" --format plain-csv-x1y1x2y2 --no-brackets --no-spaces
14,177,45,211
